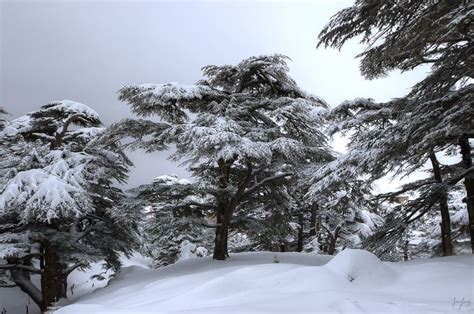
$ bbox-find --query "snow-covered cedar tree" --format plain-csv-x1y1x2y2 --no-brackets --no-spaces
310,96,471,257
370,185,471,262
0,100,139,311
317,0,474,254
231,178,297,252
104,54,333,260
123,175,213,267
304,156,383,255
406,186,472,258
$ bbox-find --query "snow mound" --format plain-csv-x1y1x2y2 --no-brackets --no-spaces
324,248,397,285
51,252,474,313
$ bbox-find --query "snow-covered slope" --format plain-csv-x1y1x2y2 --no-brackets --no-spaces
0,254,151,314
55,250,473,313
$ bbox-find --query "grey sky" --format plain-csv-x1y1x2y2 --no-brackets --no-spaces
1,0,426,189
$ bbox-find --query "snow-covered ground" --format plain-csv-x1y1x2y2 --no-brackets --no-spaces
46,250,474,313
0,254,150,314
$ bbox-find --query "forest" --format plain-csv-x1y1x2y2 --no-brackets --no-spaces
0,0,473,313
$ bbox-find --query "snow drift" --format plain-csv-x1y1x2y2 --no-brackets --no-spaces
50,249,474,313
324,248,397,286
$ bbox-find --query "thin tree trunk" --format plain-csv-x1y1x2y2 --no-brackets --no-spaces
309,203,318,237
429,153,453,256
327,233,337,255
459,135,474,253
213,205,227,260
403,240,410,261
327,225,342,255
297,212,304,252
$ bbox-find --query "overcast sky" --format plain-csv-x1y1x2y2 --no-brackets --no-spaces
1,0,426,189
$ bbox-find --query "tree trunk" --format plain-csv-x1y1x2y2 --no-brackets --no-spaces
213,225,229,260
41,242,67,310
459,135,474,253
429,153,453,256
327,235,337,255
213,158,252,260
403,240,410,261
309,203,319,237
297,212,304,252
327,225,341,255
9,267,43,312
213,204,229,260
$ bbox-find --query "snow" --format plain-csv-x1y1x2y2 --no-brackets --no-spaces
145,82,207,101
177,240,208,262
0,169,87,222
153,174,190,185
54,250,473,313
0,254,151,314
4,115,33,135
43,100,101,121
324,249,397,286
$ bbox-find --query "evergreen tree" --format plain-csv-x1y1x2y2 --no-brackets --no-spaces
306,159,383,255
124,175,213,267
106,54,332,260
0,101,139,311
317,0,474,253
309,96,470,257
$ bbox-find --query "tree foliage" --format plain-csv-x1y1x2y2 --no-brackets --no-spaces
316,0,474,256
108,54,333,260
0,100,139,311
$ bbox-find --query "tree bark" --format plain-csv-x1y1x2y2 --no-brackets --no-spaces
9,267,43,312
213,201,229,260
40,242,67,310
309,203,319,237
297,212,304,252
326,223,342,256
327,227,339,256
459,135,474,253
213,158,252,260
213,225,229,260
429,153,453,256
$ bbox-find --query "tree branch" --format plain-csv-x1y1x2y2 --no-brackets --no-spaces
447,166,474,185
200,222,222,228
244,172,293,196
65,262,84,275
374,179,436,201
0,264,42,274
185,201,218,210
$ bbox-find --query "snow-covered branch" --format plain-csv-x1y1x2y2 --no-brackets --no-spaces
244,172,293,196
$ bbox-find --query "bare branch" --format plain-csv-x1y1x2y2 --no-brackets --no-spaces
0,283,17,288
65,262,84,275
0,264,42,274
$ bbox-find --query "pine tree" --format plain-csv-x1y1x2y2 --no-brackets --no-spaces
317,0,474,253
0,100,139,311
106,54,332,260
